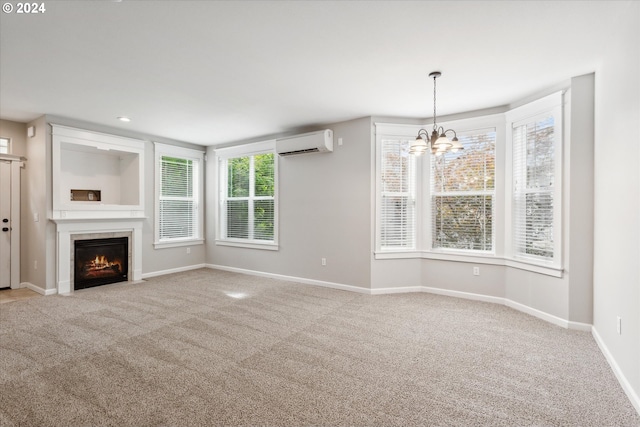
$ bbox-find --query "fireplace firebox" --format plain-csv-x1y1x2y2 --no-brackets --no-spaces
74,237,128,290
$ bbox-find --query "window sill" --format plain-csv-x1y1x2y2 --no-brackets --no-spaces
154,239,204,249
374,250,563,277
373,250,423,259
374,250,496,263
215,240,279,251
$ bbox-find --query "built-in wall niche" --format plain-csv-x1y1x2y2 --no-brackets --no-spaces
59,142,138,205
51,124,145,219
70,189,102,202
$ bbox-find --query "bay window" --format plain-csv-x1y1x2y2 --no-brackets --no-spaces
375,91,563,275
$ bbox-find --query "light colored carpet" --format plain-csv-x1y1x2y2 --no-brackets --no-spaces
0,268,638,426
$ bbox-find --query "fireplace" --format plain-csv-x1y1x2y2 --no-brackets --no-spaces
74,237,128,290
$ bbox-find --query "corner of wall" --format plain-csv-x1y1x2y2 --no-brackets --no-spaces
567,73,595,325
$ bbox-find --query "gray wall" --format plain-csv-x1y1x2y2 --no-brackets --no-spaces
206,117,373,289
504,267,568,320
23,116,49,289
19,115,206,291
593,0,640,407
423,260,506,299
0,119,27,157
567,73,595,325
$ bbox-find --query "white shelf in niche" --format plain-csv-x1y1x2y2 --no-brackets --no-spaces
51,124,146,220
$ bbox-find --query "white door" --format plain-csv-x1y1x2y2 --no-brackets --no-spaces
0,160,11,288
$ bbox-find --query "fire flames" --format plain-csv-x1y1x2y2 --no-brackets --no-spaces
88,255,121,272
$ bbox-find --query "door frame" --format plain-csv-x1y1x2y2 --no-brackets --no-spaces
0,154,25,289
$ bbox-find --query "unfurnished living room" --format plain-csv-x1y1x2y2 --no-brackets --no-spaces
0,1,639,426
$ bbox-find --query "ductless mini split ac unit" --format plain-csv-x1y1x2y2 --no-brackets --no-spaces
276,129,333,156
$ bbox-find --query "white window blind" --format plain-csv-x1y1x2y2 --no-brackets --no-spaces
512,114,556,261
431,129,495,252
379,138,416,250
154,143,204,247
222,153,275,242
159,156,196,240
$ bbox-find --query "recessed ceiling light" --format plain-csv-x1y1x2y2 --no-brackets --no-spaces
117,116,131,122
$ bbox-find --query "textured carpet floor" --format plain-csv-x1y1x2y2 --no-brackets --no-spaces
0,268,638,426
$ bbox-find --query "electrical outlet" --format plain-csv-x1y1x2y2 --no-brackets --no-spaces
186,247,191,254
34,260,37,270
321,258,327,266
473,266,480,276
617,316,622,335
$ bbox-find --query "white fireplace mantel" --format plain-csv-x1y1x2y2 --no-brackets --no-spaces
53,217,144,295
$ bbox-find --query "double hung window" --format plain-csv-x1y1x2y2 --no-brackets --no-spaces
378,137,417,250
216,141,277,248
154,143,204,247
509,94,562,267
432,129,496,252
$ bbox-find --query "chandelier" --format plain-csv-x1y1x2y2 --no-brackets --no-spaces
409,71,463,156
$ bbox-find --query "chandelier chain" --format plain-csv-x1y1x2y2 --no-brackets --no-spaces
433,74,437,129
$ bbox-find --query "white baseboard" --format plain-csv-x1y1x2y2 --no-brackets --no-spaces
503,299,592,331
505,298,570,329
566,320,593,332
206,264,371,294
421,286,505,305
141,263,206,279
592,327,640,415
371,286,423,295
20,282,57,296
378,286,585,333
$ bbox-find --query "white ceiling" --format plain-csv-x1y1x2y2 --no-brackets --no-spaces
0,1,630,146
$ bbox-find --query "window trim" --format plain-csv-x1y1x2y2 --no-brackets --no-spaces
375,124,420,253
505,91,563,270
153,142,205,249
214,140,278,250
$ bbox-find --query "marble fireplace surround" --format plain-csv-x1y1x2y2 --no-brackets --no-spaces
53,218,143,295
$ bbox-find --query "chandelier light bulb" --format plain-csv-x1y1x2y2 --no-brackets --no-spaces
434,135,452,148
450,137,463,152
